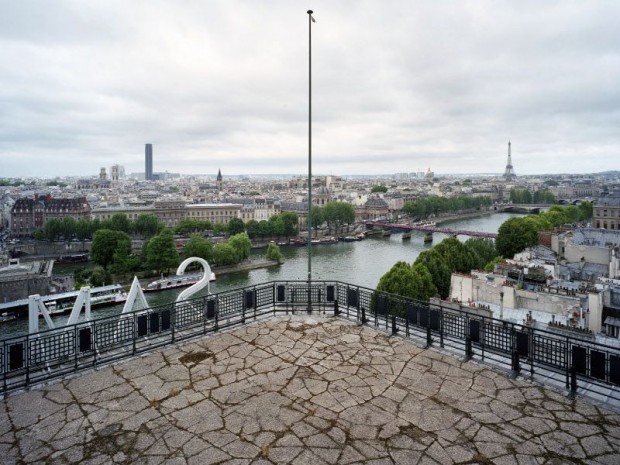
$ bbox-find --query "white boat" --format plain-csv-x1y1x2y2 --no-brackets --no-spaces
144,272,216,293
42,286,128,316
0,312,17,323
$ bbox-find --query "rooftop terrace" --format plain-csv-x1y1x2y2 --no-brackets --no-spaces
2,316,620,464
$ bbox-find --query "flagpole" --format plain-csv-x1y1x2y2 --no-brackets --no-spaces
307,10,314,312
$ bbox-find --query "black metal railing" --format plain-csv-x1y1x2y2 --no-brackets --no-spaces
2,280,620,404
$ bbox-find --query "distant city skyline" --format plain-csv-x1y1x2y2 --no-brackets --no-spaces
1,1,619,178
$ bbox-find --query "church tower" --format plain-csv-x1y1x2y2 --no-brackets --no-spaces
216,169,223,191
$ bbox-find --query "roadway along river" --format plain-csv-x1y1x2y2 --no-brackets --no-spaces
0,212,521,338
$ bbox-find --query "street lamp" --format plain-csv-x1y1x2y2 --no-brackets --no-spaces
307,10,316,311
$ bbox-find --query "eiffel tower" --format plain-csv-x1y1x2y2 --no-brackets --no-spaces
503,141,517,181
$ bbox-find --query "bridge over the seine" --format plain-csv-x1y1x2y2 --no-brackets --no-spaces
365,221,498,239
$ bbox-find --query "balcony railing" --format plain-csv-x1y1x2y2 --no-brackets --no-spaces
2,280,620,405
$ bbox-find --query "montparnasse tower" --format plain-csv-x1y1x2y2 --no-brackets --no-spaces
503,141,517,181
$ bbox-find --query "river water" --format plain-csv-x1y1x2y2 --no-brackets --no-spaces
0,212,520,339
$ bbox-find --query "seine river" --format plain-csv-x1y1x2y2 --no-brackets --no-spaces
0,212,521,338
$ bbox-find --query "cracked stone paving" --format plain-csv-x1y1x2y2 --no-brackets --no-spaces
1,316,620,464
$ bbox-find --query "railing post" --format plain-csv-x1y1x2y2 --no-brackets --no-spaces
391,315,397,335
132,312,137,355
405,305,409,337
74,325,79,372
361,306,366,325
171,305,176,344
565,337,570,389
480,316,485,360
529,327,535,377
510,349,521,378
93,321,98,367
425,326,432,349
439,303,444,348
203,298,208,335
465,337,473,361
214,301,219,332
334,300,339,317
568,365,577,400
2,341,6,394
24,334,30,389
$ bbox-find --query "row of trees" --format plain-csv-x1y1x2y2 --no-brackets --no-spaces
375,203,593,308
402,195,492,220
376,237,499,305
89,227,256,283
509,188,557,204
309,202,356,234
496,203,592,258
33,210,302,243
174,213,299,239
34,213,164,242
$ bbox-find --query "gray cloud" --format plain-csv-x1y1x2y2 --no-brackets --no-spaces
1,0,619,178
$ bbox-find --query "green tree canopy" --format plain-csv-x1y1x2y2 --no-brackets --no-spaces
60,216,76,241
578,201,593,220
245,220,259,238
268,216,285,237
414,249,452,299
309,206,324,231
371,185,388,193
33,228,45,241
402,195,491,219
228,233,252,261
90,266,110,287
464,238,497,270
109,244,140,276
76,218,91,241
110,213,131,233
257,220,271,238
175,218,213,235
146,228,179,274
91,229,132,270
183,234,214,262
323,202,355,233
496,217,538,258
266,243,283,263
433,237,478,274
43,218,62,242
228,217,246,235
212,243,237,266
376,261,438,305
132,214,163,238
280,212,299,237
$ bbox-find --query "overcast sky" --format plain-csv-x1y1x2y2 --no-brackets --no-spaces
1,1,619,179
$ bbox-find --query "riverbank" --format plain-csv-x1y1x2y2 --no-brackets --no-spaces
134,258,281,288
213,258,281,275
433,209,498,225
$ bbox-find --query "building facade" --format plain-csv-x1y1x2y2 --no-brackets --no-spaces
593,190,620,230
10,195,91,237
92,202,243,228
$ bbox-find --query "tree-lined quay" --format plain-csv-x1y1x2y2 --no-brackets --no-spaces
3,194,592,300
376,203,593,304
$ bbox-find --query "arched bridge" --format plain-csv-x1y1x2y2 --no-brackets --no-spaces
365,222,497,239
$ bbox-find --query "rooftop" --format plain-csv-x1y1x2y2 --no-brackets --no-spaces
2,316,619,463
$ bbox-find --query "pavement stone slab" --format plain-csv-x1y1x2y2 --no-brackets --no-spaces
1,315,620,464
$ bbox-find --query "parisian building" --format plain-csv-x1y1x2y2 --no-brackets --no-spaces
10,195,91,237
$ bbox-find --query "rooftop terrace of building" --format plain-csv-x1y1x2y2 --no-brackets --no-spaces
2,315,620,464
